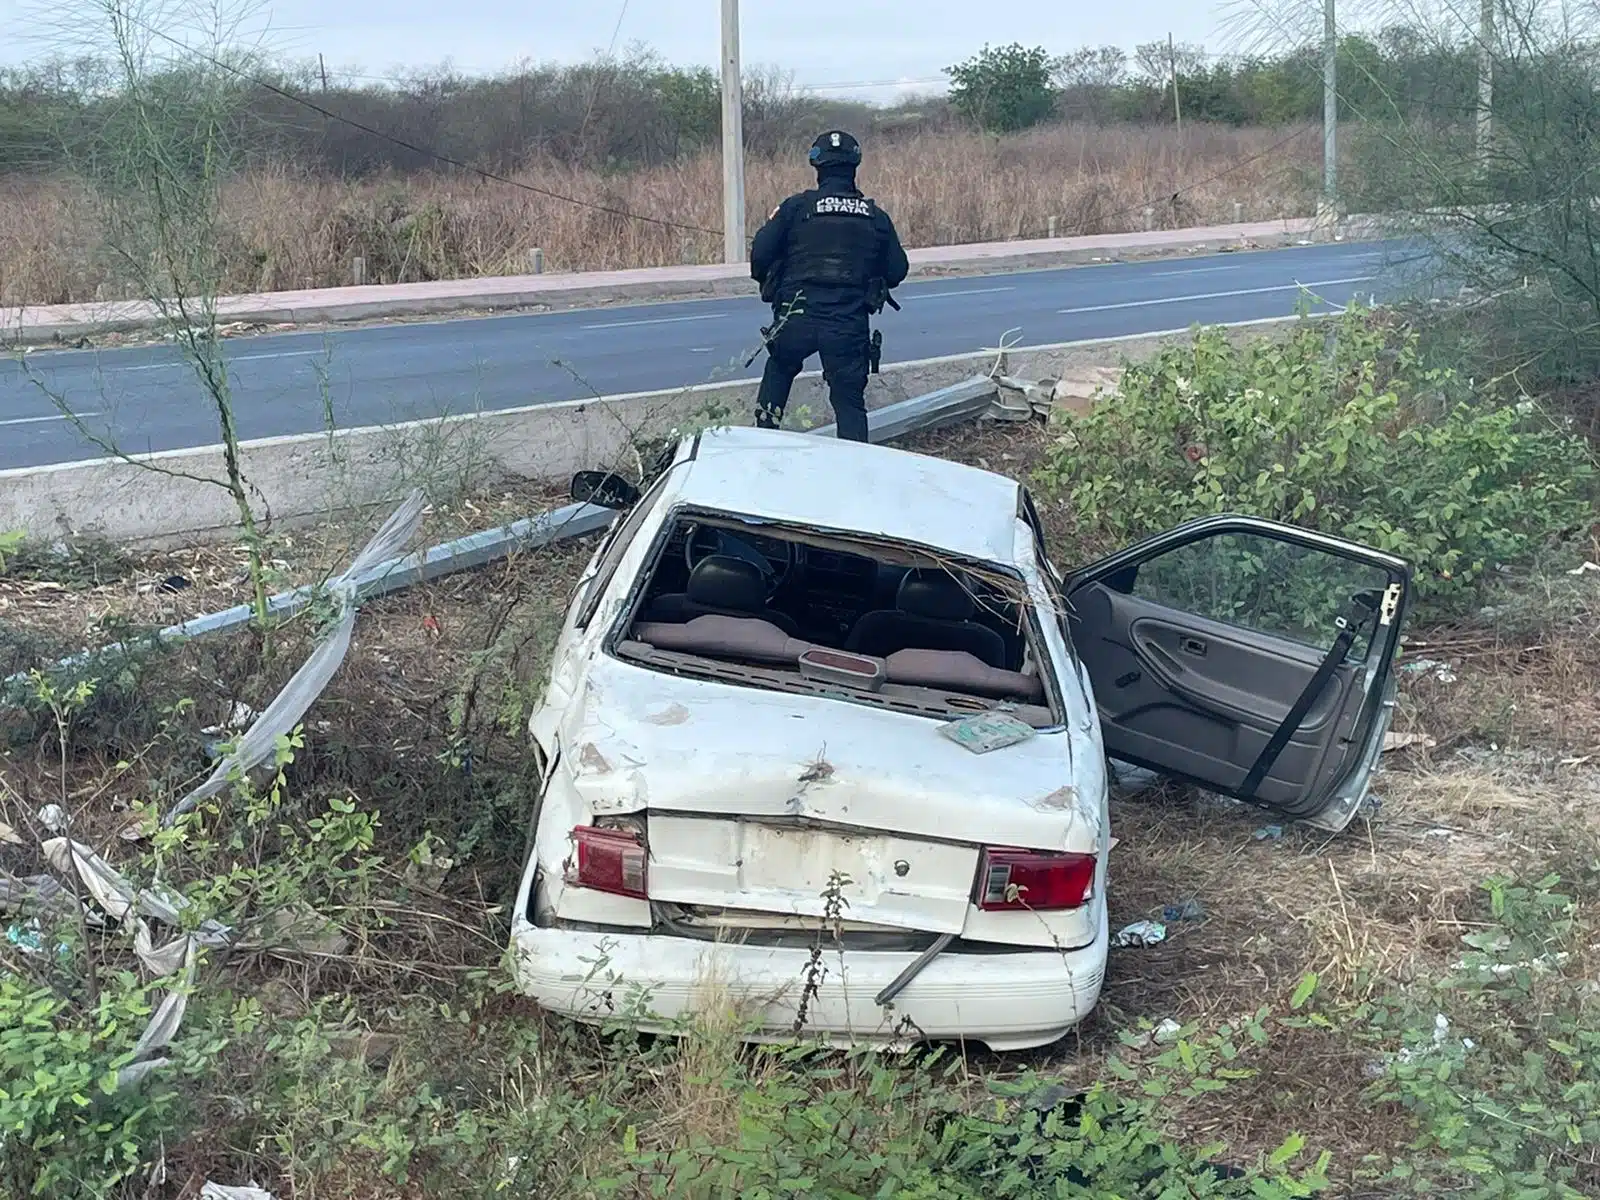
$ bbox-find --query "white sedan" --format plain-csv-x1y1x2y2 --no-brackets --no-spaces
510,426,1412,1050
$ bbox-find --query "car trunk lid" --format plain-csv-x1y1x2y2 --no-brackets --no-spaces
644,815,979,933
565,658,1102,854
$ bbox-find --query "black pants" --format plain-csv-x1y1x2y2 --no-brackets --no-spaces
754,311,870,443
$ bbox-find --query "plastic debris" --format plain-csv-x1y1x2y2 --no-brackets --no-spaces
1383,731,1437,753
36,803,67,833
164,491,425,827
42,836,232,941
200,701,260,737
1400,658,1457,684
0,873,100,923
113,939,198,1093
1367,1012,1476,1079
402,842,454,892
1253,825,1284,841
1153,1018,1183,1045
5,920,67,957
0,820,20,846
1162,899,1206,923
200,1182,276,1199
939,710,1036,754
1109,760,1160,794
1113,920,1168,948
1452,951,1570,979
1567,561,1599,576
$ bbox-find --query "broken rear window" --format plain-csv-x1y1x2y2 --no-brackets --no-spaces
605,509,1063,728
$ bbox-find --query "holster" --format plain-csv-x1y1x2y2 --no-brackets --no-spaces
868,328,883,374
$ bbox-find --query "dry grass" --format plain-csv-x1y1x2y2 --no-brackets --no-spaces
4,417,1597,1194
896,417,1600,1182
0,123,1318,306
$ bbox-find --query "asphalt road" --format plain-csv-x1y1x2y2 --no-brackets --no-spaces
0,238,1434,470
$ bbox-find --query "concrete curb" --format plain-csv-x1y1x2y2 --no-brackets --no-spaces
0,380,1007,698
0,315,1311,546
0,217,1378,343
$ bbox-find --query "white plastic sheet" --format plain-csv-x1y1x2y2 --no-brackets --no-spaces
200,1184,277,1200
164,489,425,826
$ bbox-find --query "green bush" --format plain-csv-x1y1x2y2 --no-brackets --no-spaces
0,970,217,1198
1034,309,1596,618
1366,873,1600,1197
945,44,1060,134
610,1019,1330,1198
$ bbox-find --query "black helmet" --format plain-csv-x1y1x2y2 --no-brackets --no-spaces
809,130,862,170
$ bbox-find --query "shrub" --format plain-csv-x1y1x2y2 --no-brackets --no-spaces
945,44,1060,134
0,970,217,1198
1034,308,1596,617
1359,872,1600,1196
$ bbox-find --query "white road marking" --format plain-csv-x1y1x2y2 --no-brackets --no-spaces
906,285,1017,300
1149,264,1263,278
1057,276,1375,315
123,348,322,372
1149,255,1388,280
0,411,99,427
581,313,728,330
228,349,324,363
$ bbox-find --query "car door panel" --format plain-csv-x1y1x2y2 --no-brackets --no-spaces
1061,516,1411,831
1072,582,1361,811
1115,604,1346,733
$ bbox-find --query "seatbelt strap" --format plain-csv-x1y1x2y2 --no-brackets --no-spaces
1238,596,1378,800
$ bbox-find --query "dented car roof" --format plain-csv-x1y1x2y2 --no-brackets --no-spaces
670,426,1026,566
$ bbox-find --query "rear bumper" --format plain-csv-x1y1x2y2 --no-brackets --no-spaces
509,905,1108,1052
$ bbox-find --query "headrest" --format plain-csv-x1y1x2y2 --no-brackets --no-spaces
895,568,975,622
686,554,767,613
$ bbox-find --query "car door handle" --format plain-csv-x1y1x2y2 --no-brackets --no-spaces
1180,637,1207,658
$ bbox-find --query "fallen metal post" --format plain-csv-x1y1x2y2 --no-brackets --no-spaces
811,375,998,443
13,377,1008,693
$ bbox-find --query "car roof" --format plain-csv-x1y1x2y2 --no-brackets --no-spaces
669,426,1026,566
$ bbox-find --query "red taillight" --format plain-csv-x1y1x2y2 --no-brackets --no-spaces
977,847,1094,911
567,825,647,898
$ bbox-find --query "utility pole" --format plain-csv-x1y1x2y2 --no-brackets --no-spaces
1476,0,1495,173
1322,0,1337,213
720,0,746,265
318,52,329,92
1169,34,1182,133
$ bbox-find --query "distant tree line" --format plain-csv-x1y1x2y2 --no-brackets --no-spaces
0,49,939,177
0,28,1584,178
949,30,1545,134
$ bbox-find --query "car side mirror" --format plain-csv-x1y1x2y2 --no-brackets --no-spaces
571,471,641,510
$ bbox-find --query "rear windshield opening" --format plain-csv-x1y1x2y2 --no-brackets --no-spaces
609,510,1062,727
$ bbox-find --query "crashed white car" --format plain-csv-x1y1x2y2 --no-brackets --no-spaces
511,426,1411,1050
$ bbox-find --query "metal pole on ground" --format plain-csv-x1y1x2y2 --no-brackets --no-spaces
720,0,746,265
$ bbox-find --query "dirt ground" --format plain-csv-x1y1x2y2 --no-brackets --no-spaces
2,417,1598,1192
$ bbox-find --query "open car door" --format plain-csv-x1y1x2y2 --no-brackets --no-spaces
1059,515,1411,833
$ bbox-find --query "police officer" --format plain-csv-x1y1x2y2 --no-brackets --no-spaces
749,130,909,442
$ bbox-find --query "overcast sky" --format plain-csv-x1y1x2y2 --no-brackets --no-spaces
3,1,1263,97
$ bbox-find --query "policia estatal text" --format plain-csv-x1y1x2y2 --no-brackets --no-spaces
749,131,909,442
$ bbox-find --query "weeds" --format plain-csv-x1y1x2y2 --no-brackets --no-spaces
2,124,1316,306
1035,306,1598,618
1,315,1596,1195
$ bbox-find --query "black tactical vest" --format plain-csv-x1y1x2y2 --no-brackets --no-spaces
781,189,880,292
